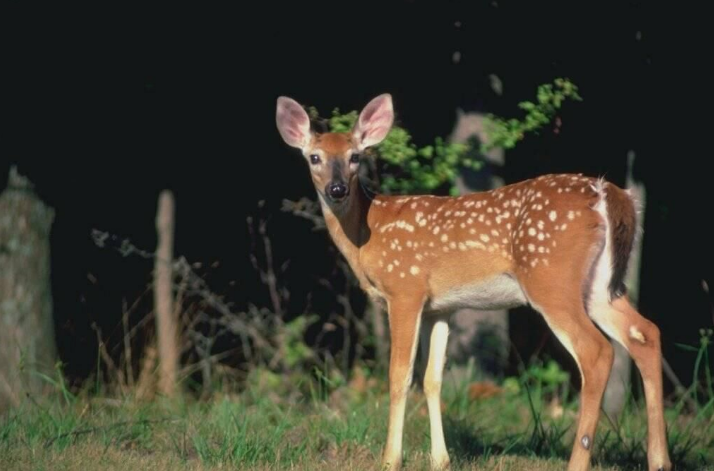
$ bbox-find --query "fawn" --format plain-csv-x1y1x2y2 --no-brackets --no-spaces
275,93,671,471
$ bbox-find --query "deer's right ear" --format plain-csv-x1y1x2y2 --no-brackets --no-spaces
276,96,312,150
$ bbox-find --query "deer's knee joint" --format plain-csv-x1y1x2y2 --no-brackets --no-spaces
423,377,442,397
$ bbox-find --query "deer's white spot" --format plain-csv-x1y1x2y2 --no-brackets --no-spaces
538,232,545,241
528,244,536,252
568,211,575,221
433,226,440,235
629,326,646,344
528,228,537,236
380,222,395,233
387,264,393,272
549,211,557,221
410,265,420,275
466,240,486,249
480,234,490,243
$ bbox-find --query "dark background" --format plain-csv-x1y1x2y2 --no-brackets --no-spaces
3,1,713,392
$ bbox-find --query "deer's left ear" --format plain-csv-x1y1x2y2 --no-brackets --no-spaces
353,93,394,151
276,96,312,150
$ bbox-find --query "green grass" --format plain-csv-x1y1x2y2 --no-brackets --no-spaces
2,362,713,471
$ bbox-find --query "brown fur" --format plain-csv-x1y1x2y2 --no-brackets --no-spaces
604,184,638,298
277,92,671,471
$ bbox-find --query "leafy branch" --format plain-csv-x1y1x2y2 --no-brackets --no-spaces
481,77,582,152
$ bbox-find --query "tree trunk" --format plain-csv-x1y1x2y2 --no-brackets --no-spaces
0,166,57,411
445,110,509,382
154,190,178,396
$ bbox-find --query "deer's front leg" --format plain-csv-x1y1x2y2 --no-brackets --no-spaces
381,297,424,471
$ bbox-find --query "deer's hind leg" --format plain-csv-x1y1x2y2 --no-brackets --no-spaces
515,227,614,471
587,296,672,471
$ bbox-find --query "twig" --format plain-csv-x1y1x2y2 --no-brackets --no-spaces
44,418,180,448
246,206,283,316
280,198,326,230
122,300,134,388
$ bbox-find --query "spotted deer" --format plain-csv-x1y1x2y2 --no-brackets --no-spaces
275,93,671,471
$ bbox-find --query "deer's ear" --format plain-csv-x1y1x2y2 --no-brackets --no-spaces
276,96,312,150
353,93,394,150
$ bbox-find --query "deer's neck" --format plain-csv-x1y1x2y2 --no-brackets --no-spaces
319,179,372,284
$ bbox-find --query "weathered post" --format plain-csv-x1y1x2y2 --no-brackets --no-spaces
0,166,57,411
154,190,178,396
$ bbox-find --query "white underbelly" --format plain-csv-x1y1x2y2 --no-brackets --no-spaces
426,274,527,313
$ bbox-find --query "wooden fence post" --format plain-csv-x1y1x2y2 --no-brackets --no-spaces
154,190,178,396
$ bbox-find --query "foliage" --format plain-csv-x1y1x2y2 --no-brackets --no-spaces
308,78,581,197
481,78,582,152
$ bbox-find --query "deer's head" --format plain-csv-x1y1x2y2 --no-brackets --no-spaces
276,94,394,207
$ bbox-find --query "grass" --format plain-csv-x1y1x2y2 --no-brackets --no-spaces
2,358,713,471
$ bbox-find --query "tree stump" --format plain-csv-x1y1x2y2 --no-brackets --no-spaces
0,166,57,411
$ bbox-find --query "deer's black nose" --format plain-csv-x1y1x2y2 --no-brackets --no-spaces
326,183,348,200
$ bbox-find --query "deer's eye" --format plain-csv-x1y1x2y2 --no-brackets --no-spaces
350,153,360,164
310,154,321,165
